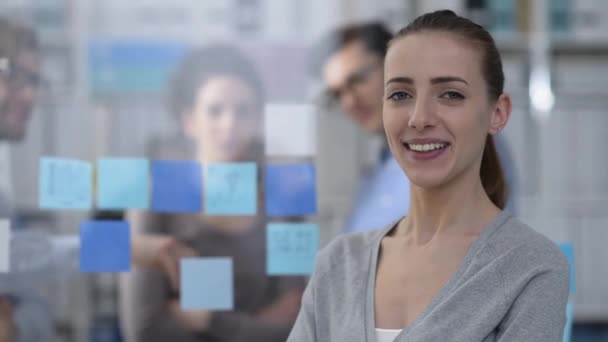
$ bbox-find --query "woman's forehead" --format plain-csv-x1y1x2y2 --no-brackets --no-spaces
385,32,483,82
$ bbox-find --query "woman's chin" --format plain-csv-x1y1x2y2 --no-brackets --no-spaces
405,171,450,190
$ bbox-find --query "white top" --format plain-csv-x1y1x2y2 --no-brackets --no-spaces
375,328,403,342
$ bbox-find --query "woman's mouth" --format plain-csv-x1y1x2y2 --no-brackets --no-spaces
403,142,450,161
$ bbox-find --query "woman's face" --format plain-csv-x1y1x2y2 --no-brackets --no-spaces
383,32,510,189
184,76,262,162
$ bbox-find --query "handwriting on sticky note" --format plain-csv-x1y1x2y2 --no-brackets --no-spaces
267,223,319,275
40,157,92,210
205,163,257,215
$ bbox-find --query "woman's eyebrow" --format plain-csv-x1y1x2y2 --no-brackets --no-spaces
385,76,413,86
385,76,468,86
430,76,468,85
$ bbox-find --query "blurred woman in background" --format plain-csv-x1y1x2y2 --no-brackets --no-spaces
120,44,305,342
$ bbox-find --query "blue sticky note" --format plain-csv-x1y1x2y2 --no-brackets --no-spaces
40,157,92,210
80,220,130,272
97,158,149,209
152,160,202,212
181,257,233,310
265,163,317,217
204,163,257,215
563,301,573,342
267,223,319,275
559,243,575,294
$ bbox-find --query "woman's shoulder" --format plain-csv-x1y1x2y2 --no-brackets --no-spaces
485,214,570,273
313,225,391,275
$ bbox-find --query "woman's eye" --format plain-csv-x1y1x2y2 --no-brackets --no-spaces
387,91,410,101
441,91,465,100
207,104,223,118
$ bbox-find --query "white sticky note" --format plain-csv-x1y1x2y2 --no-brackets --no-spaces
265,103,317,157
0,220,10,272
0,58,8,74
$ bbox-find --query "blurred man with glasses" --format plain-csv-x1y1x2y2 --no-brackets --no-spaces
0,17,53,342
310,22,410,233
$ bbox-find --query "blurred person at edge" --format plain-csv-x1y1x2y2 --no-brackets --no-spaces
0,16,200,342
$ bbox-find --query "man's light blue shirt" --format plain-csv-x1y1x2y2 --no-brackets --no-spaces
345,149,410,233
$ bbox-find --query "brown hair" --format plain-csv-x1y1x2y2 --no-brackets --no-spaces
168,44,265,122
391,10,508,208
0,17,39,61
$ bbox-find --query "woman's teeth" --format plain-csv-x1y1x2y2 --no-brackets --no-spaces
407,143,448,152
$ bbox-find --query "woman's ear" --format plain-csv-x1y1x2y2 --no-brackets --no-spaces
488,93,511,135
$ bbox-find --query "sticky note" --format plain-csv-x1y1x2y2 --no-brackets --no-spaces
265,103,316,157
559,243,575,294
40,157,92,210
9,230,53,272
0,220,9,272
265,163,316,217
181,257,233,310
204,163,257,215
563,301,573,342
97,158,150,209
80,220,130,272
151,160,202,212
267,223,319,275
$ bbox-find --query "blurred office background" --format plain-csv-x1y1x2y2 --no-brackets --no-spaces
0,0,606,341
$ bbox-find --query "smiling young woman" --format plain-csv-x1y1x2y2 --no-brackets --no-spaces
288,10,570,342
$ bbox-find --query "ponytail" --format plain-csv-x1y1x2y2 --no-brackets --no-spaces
480,135,508,209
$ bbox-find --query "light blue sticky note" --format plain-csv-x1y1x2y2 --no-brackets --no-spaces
559,243,575,294
267,223,319,275
40,157,92,210
181,257,233,310
563,301,573,342
151,160,203,212
97,158,150,209
80,220,130,273
265,163,317,217
205,163,257,215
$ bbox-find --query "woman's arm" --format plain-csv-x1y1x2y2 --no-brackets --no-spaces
286,273,318,341
496,264,570,341
118,211,199,342
169,276,306,342
169,303,296,342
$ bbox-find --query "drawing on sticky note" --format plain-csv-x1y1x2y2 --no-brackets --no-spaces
267,223,319,275
205,163,257,215
40,158,92,210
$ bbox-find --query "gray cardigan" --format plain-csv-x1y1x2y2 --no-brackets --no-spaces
288,210,570,341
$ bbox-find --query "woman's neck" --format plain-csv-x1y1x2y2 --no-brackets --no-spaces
397,171,500,244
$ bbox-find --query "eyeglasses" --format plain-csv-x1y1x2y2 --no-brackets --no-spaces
0,60,42,90
320,61,381,111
